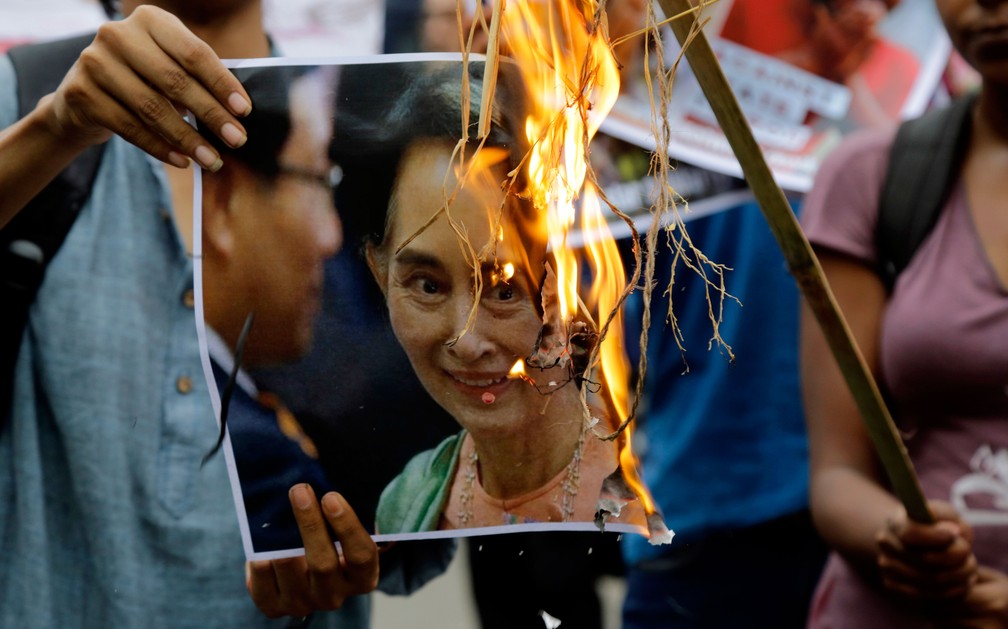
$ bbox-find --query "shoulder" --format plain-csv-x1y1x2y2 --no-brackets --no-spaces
818,127,897,186
808,128,896,211
375,432,464,534
800,128,898,264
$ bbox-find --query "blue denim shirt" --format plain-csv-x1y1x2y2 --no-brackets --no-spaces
0,53,382,628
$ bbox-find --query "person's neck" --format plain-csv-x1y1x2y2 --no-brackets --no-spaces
470,389,586,500
121,1,270,58
978,84,1008,145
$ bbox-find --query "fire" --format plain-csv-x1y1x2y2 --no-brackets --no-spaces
501,0,619,324
580,174,658,518
494,261,516,284
493,0,661,524
508,358,526,378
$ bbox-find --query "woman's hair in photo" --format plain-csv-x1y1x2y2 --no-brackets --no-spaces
331,59,531,249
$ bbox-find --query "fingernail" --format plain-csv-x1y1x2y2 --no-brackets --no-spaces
322,492,343,517
220,122,246,148
167,151,191,169
195,145,222,172
938,521,961,537
229,91,252,116
290,484,312,511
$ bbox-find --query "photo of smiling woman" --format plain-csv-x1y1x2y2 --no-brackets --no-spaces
334,61,648,535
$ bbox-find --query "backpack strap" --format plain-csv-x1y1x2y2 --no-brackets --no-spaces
876,93,976,292
1,33,105,409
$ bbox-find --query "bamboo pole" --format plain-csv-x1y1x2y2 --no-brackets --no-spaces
654,0,933,523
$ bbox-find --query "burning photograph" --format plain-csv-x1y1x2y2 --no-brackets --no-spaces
194,49,662,557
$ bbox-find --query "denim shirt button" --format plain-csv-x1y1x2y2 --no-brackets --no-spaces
175,375,193,395
181,288,195,309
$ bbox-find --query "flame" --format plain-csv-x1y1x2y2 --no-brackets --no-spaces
501,262,515,281
496,0,658,519
501,0,619,323
509,358,526,378
581,181,656,516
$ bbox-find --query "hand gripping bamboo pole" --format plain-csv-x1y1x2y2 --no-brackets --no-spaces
654,0,934,523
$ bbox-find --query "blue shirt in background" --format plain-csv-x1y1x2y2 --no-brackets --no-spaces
622,198,810,565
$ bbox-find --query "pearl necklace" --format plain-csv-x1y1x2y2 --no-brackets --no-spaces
457,429,586,527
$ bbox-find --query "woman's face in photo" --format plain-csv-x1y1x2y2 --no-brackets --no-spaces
374,140,566,437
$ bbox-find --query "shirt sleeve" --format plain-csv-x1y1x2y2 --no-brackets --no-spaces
0,55,19,129
800,127,898,266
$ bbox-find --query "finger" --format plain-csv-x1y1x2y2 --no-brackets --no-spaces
89,8,248,160
901,520,962,549
59,68,194,169
884,506,959,550
124,32,249,151
321,492,379,594
880,554,978,591
881,534,976,574
939,567,1008,627
881,573,974,601
85,61,223,171
879,526,966,565
289,483,349,609
292,484,338,559
130,5,252,117
270,556,314,617
143,10,254,124
247,559,287,619
289,484,373,610
879,554,978,599
930,501,975,544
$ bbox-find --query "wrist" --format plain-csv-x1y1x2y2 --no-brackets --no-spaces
35,92,110,153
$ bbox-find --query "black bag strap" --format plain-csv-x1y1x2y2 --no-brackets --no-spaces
1,33,105,409
877,93,976,292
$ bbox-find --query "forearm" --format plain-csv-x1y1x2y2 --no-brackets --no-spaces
800,253,896,575
0,95,96,229
810,464,901,577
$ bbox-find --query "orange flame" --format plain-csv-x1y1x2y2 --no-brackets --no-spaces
502,0,618,323
497,0,657,518
508,358,526,378
581,182,656,516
